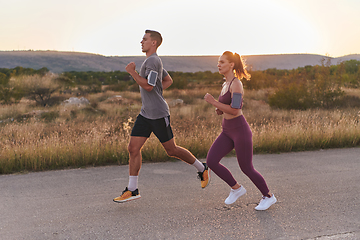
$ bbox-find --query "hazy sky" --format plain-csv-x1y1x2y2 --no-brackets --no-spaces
1,0,359,57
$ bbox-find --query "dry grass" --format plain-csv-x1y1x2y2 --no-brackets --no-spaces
1,88,359,174
342,87,360,98
246,102,360,152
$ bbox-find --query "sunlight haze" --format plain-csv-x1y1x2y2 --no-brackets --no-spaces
1,0,359,57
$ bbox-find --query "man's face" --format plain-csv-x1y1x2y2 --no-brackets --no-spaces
141,33,154,53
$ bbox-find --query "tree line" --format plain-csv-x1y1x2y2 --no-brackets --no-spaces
1,59,359,109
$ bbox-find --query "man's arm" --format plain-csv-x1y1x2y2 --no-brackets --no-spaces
125,62,154,92
162,74,173,90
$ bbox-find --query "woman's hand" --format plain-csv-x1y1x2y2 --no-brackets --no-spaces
204,93,216,105
215,108,223,115
205,93,223,115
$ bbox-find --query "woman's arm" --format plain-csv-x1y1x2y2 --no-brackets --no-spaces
204,79,244,116
204,94,241,115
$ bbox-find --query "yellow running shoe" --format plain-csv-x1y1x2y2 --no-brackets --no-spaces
197,163,210,188
113,187,141,203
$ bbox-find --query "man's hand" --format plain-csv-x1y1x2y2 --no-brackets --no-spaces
125,62,154,92
125,62,136,74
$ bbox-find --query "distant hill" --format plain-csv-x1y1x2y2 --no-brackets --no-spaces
0,50,359,73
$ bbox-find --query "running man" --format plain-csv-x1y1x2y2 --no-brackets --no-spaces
113,30,210,203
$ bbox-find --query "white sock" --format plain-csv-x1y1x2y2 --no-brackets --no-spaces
192,159,205,172
128,176,138,191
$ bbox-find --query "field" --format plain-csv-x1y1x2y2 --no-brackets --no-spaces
1,87,359,174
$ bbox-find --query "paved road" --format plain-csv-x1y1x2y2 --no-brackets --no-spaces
1,148,359,240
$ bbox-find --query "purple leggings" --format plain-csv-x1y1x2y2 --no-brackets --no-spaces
206,115,269,196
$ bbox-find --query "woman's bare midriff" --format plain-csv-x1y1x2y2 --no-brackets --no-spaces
224,110,243,120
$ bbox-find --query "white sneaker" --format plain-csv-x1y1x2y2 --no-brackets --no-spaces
225,186,246,205
255,194,277,210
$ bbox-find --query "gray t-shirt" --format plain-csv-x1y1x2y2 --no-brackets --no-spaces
139,53,170,119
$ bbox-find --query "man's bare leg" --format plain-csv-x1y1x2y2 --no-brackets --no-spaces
113,136,147,203
128,136,148,176
161,138,196,164
162,138,210,188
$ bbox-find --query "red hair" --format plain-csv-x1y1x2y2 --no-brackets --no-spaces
223,51,251,80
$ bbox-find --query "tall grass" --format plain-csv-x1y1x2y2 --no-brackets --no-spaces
249,107,360,152
0,88,359,174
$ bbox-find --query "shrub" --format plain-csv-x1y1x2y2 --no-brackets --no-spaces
40,111,60,122
268,82,310,110
9,74,62,106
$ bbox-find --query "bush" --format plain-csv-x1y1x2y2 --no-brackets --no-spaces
168,77,188,89
9,74,62,106
105,81,133,92
269,82,345,110
40,111,60,122
268,83,310,110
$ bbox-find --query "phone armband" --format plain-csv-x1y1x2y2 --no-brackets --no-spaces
231,92,242,109
147,70,158,86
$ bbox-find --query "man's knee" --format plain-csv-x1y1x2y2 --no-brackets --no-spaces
165,145,177,157
128,143,140,155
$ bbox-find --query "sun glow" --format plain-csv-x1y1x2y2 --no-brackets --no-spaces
0,0,359,57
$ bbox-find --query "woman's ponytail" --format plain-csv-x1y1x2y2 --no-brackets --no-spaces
223,51,251,81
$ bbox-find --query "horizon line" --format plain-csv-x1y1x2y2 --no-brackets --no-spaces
0,49,359,58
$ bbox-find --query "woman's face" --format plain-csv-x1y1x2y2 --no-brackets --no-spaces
217,55,234,75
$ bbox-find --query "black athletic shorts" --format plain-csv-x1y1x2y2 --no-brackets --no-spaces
131,114,174,143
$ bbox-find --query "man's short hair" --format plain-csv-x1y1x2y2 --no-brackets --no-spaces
145,30,162,48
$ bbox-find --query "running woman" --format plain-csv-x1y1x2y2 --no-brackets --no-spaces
113,30,210,203
204,51,276,210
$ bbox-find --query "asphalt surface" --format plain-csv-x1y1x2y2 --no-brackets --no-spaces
1,148,359,240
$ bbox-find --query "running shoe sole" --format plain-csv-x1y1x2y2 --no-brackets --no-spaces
113,195,141,203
